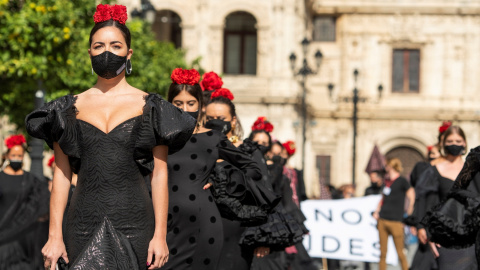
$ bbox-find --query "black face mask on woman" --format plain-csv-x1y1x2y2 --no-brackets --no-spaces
91,51,127,79
205,119,232,135
257,145,269,155
444,144,465,156
9,159,23,171
186,111,199,121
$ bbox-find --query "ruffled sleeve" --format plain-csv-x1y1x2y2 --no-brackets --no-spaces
134,94,196,175
25,95,81,173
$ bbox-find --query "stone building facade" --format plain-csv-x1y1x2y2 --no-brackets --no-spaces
118,0,480,196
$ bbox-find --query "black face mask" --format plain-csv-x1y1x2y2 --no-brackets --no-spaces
257,145,269,155
444,144,465,156
186,111,199,121
205,119,232,135
9,160,23,171
91,51,127,79
271,155,287,166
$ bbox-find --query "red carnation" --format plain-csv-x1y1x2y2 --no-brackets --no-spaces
111,5,128,25
48,156,55,167
5,134,26,149
211,88,234,100
283,141,296,156
439,121,452,134
252,116,274,133
427,145,434,152
201,72,223,91
171,68,200,85
93,4,112,24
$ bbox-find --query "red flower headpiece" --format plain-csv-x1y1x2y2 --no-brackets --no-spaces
427,145,434,152
201,72,223,91
439,121,452,134
5,134,26,149
283,140,296,156
252,116,274,133
93,4,128,25
211,88,234,100
48,156,55,167
171,68,200,85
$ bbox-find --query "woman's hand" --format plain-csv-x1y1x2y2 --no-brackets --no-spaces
203,183,213,190
147,236,169,269
429,241,440,258
418,228,428,245
372,211,379,221
42,238,69,270
254,246,270,258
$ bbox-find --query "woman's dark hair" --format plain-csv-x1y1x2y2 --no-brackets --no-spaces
249,130,272,151
2,145,26,167
168,83,204,123
442,125,467,155
89,19,131,49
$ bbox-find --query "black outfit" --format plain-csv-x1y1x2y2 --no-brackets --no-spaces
379,176,410,221
163,131,262,270
26,94,195,269
410,161,431,187
0,171,49,270
421,149,480,269
364,183,383,196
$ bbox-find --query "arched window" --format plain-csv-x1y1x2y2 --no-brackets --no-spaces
386,146,424,179
223,12,257,75
152,10,182,48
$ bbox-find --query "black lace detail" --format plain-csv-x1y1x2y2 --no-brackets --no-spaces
451,146,480,190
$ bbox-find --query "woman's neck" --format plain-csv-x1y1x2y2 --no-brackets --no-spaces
3,166,24,175
92,74,128,94
389,171,400,181
444,154,463,164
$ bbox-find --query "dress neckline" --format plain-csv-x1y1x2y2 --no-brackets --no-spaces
433,166,455,181
71,93,153,135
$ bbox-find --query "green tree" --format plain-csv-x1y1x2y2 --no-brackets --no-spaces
0,0,193,130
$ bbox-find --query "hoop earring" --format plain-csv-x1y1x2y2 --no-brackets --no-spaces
126,59,132,75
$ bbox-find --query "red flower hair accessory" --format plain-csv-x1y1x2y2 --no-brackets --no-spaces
93,4,128,25
283,141,296,156
48,156,55,167
252,117,274,133
211,88,234,100
200,72,223,91
171,68,201,85
427,145,434,152
439,121,452,134
5,134,26,149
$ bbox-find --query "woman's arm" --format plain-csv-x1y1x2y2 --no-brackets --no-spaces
373,196,383,220
147,145,169,269
406,187,415,216
42,142,72,270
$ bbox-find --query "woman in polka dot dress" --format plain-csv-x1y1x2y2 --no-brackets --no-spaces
162,69,262,270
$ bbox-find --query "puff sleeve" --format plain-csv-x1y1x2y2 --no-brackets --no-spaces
134,94,196,175
25,95,81,173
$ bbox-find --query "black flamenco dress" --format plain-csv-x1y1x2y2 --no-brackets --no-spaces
25,94,195,269
162,130,262,270
418,161,477,269
0,171,49,270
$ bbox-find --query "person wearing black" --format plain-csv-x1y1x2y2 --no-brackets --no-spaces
417,126,476,269
373,158,415,270
0,135,49,270
365,170,384,196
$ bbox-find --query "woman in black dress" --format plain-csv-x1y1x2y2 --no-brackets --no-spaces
419,126,477,269
163,70,262,270
26,4,195,270
0,135,49,270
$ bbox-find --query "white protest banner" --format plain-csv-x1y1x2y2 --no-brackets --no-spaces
301,195,399,265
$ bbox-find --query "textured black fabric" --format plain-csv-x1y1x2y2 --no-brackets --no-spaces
163,130,261,270
379,176,410,221
25,93,195,269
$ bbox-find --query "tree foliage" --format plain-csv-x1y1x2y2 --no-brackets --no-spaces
0,0,193,130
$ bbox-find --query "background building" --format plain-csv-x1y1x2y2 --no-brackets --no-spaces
124,0,480,196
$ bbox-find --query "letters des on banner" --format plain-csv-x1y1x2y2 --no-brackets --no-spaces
300,195,399,265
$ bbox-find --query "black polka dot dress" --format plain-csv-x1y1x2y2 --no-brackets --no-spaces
163,130,261,270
